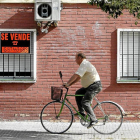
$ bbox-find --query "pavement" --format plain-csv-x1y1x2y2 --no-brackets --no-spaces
0,121,140,140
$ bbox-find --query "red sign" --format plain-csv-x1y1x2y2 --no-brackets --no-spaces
2,47,29,53
1,33,30,53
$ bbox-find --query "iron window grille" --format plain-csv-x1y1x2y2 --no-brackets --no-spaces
117,29,140,83
0,29,36,83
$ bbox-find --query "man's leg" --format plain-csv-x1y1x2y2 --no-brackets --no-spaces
75,87,86,114
82,83,102,122
82,92,97,121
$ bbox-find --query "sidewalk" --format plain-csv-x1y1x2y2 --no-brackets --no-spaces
0,121,140,140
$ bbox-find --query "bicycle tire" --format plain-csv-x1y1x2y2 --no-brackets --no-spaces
40,100,74,134
93,101,123,135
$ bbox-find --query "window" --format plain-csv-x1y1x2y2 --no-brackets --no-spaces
0,29,36,83
117,29,140,83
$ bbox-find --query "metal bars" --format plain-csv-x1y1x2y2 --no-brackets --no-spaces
121,31,140,79
127,32,129,77
133,32,134,77
122,32,123,77
0,54,32,79
138,32,140,80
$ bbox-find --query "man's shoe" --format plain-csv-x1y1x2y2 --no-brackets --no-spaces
87,120,98,129
74,112,85,117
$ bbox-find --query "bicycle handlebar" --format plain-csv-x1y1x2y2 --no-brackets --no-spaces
59,71,69,90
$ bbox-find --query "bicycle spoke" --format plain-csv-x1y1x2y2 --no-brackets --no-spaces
40,101,73,134
93,101,123,134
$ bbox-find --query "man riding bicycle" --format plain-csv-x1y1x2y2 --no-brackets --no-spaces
63,52,102,129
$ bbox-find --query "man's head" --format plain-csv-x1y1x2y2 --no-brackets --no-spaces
75,52,86,65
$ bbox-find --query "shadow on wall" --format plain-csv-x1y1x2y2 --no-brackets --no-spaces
0,5,37,91
0,5,35,29
0,4,58,91
104,30,140,92
0,83,32,91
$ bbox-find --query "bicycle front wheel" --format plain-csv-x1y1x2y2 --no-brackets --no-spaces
93,101,123,135
40,101,73,134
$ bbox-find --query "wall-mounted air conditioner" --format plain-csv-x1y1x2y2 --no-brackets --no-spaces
34,0,61,21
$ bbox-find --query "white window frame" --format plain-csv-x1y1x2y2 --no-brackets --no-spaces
0,29,36,83
117,28,140,83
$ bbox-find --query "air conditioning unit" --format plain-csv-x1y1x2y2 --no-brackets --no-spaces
34,0,61,21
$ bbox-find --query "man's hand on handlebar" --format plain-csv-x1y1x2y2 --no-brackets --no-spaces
63,83,70,88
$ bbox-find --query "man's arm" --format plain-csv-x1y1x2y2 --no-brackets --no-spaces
65,74,81,87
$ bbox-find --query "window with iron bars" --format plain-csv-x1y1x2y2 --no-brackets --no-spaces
117,29,140,83
0,29,36,83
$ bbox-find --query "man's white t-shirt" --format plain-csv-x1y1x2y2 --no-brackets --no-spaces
75,59,100,88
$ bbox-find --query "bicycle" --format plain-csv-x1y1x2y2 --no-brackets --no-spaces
40,71,125,135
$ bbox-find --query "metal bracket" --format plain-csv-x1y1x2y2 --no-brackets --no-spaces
36,21,58,34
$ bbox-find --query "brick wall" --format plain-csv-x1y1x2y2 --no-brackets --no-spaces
0,3,140,121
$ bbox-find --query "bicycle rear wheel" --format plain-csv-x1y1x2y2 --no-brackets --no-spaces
40,101,73,134
93,101,123,134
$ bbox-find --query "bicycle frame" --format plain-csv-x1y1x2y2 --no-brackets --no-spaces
57,71,125,123
40,71,125,135
57,88,105,122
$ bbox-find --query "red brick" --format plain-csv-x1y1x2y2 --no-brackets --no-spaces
0,3,139,121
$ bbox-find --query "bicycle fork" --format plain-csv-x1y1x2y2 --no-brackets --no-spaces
56,101,65,118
